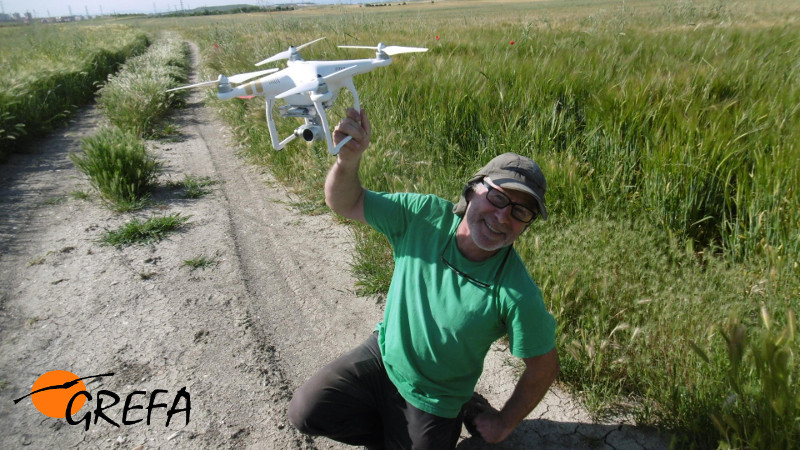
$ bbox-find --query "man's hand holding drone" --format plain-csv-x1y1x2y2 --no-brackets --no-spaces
333,108,371,160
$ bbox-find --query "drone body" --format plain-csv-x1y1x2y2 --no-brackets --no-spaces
168,38,426,155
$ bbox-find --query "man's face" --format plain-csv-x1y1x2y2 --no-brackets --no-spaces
463,178,536,254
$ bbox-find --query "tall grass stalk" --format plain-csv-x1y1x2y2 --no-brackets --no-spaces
691,309,799,449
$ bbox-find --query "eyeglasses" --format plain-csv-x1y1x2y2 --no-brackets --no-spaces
483,182,537,223
440,236,492,289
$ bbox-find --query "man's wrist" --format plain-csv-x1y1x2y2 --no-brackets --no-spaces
335,153,361,171
496,407,522,436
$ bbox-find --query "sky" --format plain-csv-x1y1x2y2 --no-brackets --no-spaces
1,0,358,17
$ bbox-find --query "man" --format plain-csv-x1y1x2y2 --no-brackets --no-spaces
288,108,559,449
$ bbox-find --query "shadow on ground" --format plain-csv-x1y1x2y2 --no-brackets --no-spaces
458,418,671,450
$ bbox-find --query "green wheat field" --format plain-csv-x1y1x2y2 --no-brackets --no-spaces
3,0,798,447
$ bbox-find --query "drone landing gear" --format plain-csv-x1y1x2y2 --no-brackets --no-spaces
266,99,351,155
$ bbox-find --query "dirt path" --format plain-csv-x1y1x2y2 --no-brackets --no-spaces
0,43,668,449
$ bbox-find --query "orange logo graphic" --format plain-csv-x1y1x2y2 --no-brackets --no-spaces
30,370,87,418
13,371,113,418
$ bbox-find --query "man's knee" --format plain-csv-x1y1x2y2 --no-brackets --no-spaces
287,388,317,435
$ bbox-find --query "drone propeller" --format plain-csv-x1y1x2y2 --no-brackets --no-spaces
275,65,360,99
166,77,222,92
338,43,428,56
167,68,279,92
255,37,326,66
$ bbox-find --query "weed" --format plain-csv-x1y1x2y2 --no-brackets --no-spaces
70,190,91,200
183,254,218,271
100,213,189,247
180,175,218,199
27,256,46,266
41,196,66,206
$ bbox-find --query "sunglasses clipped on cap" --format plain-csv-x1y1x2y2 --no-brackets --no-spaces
483,182,538,223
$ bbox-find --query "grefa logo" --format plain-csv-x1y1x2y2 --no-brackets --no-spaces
13,370,190,431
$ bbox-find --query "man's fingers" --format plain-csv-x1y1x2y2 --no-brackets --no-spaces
360,109,371,137
346,107,361,122
336,118,364,141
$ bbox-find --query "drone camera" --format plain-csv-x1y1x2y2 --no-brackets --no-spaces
298,124,324,142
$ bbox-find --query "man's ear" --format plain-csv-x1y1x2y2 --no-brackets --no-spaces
465,188,475,203
465,180,484,202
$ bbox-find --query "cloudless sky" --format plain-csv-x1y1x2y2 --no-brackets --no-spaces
1,0,358,17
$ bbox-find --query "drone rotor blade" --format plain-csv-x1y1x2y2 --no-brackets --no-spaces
228,68,279,84
295,36,326,51
256,37,326,66
339,44,428,56
383,46,428,56
166,79,220,92
275,79,319,99
256,49,292,66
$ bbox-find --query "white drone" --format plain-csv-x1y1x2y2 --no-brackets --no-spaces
168,38,427,155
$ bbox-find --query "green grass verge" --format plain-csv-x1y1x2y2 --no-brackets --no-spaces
0,24,148,157
97,32,190,138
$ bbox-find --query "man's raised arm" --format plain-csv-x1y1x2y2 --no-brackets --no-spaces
324,108,371,224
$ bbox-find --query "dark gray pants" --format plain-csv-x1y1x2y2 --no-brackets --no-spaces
288,333,464,449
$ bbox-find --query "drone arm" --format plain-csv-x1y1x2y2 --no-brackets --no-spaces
266,99,296,150
311,98,343,155
325,78,363,155
343,78,361,112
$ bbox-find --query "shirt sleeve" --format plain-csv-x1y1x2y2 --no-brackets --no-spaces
505,293,557,359
499,262,557,359
363,191,433,247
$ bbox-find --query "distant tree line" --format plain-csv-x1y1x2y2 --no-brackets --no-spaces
161,5,294,18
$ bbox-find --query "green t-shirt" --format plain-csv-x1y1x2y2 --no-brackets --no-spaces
364,191,556,418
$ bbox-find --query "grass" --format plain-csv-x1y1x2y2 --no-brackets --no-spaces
100,213,190,247
0,23,148,157
131,0,798,445
167,175,219,199
96,32,190,138
70,126,161,212
183,253,218,271
69,32,191,211
695,309,798,449
70,190,91,201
